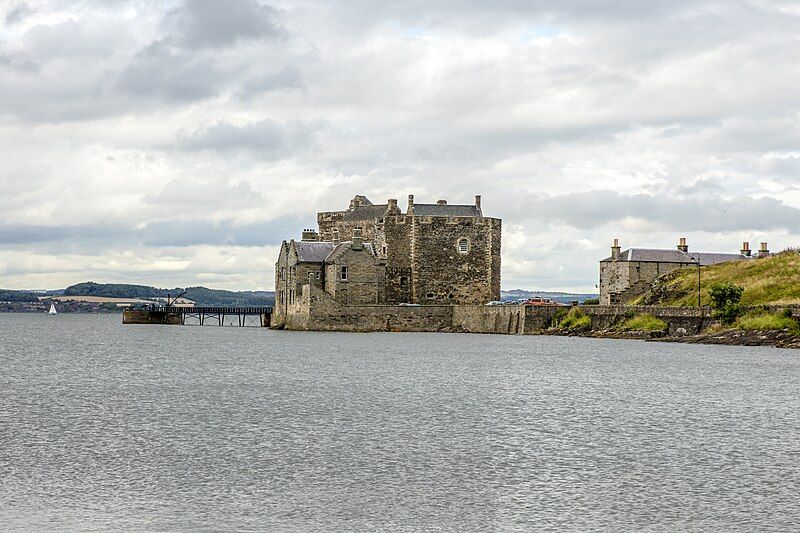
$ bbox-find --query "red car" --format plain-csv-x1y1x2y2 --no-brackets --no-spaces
523,297,565,307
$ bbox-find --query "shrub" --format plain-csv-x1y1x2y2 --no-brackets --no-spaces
618,313,667,332
582,298,600,305
556,307,591,330
709,282,744,325
736,311,800,333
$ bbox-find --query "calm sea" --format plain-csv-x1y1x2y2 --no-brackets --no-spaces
1,313,798,532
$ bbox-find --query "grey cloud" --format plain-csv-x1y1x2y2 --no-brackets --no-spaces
117,42,226,102
517,191,800,233
5,3,34,25
166,0,286,49
0,216,304,248
177,118,321,156
144,178,266,208
236,66,304,99
0,52,38,73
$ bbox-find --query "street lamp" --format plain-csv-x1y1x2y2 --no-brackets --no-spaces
689,254,701,308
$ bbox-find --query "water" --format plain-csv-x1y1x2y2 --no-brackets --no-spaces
1,313,799,532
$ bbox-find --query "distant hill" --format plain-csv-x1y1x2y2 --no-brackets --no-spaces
64,282,275,307
501,289,598,304
0,289,41,303
639,250,800,307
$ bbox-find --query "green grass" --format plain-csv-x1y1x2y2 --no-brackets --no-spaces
556,307,591,330
640,251,800,307
617,313,667,332
736,311,800,333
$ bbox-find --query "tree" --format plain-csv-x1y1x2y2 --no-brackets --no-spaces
708,282,744,325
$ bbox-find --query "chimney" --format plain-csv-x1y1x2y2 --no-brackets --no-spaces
332,229,340,245
740,241,751,256
407,194,414,214
677,237,688,253
351,227,363,251
301,228,319,242
475,195,482,211
437,199,447,205
387,198,399,215
759,242,770,258
611,238,621,261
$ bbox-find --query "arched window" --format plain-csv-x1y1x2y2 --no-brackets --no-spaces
458,238,469,254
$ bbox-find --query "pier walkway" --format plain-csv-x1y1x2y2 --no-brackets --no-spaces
123,305,272,327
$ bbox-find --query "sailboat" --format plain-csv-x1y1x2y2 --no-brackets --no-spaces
48,303,57,315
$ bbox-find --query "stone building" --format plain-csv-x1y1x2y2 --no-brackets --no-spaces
598,238,766,305
273,194,501,327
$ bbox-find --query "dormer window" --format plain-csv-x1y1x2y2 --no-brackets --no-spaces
458,238,469,254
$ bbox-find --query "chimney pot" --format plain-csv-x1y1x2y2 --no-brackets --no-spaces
759,242,770,257
741,241,751,256
677,237,688,253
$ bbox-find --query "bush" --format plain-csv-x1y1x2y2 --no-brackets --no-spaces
556,307,591,330
736,311,800,333
709,282,744,325
582,298,600,305
618,313,667,332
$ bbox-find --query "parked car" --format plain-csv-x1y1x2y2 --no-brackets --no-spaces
485,301,504,306
523,297,565,307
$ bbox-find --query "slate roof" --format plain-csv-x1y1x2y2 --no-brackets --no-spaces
341,204,389,221
294,241,336,262
411,204,481,217
326,241,375,261
601,248,750,265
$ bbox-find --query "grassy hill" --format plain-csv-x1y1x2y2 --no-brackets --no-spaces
639,250,800,307
64,282,275,307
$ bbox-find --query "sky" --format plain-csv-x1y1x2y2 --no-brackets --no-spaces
2,0,800,292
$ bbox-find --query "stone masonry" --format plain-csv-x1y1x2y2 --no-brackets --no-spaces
272,194,501,328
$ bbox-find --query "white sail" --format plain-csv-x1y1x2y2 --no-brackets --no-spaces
48,303,57,315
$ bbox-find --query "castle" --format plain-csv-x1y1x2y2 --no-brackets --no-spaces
599,237,768,305
273,194,501,328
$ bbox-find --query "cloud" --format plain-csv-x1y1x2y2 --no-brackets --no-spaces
165,0,286,49
177,118,321,156
5,2,34,25
2,1,800,291
516,191,800,233
236,66,304,99
116,42,227,103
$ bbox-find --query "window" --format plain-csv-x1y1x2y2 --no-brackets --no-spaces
382,246,387,256
316,272,321,280
458,238,469,254
280,267,285,280
340,266,348,281
400,276,408,287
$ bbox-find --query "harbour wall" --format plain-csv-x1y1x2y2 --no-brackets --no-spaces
276,285,718,335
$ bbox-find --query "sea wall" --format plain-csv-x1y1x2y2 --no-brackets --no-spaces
278,287,721,336
523,305,717,335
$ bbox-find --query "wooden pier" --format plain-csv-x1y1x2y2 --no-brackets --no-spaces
123,305,272,327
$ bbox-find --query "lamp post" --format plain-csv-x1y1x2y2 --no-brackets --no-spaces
690,255,701,308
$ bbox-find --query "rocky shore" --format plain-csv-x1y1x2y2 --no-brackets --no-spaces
658,328,800,349
542,327,800,349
